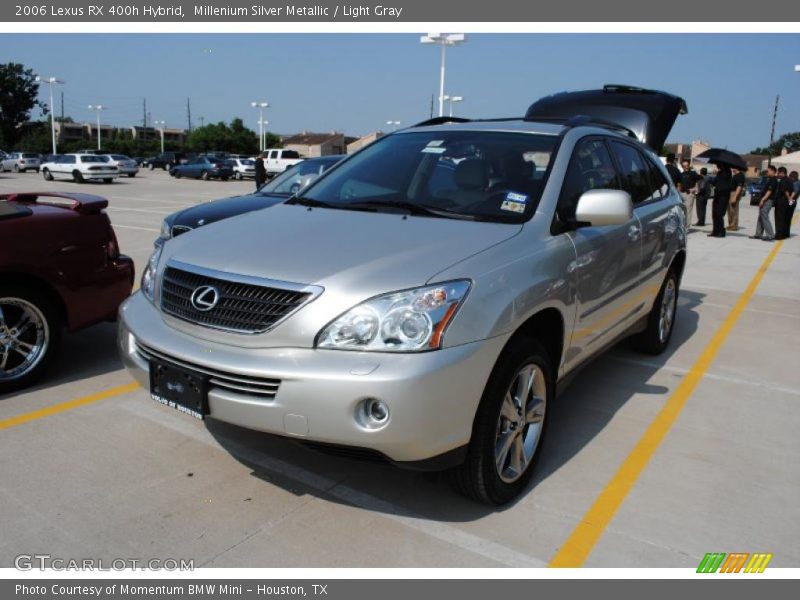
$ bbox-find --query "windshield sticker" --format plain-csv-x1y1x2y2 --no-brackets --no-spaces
421,147,446,154
426,140,445,147
501,191,528,213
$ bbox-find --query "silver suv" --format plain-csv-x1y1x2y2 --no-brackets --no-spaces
119,86,687,505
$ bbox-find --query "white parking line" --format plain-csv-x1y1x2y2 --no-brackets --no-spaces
106,206,176,215
112,224,160,232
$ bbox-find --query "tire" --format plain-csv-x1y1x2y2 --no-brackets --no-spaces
35,169,40,174
72,170,84,183
200,170,209,181
234,171,242,180
452,337,553,505
13,164,20,173
630,268,679,355
103,178,113,184
149,163,155,171
128,173,136,178
42,168,53,181
0,284,63,395
172,170,180,178
221,176,229,182
163,163,172,171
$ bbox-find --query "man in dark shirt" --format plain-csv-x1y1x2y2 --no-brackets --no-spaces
679,159,699,226
695,167,710,226
751,165,778,241
664,153,681,187
773,166,794,240
254,152,267,190
727,167,746,231
785,170,799,239
710,166,732,237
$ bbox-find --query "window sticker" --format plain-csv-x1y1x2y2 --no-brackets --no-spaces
421,146,446,154
500,191,528,213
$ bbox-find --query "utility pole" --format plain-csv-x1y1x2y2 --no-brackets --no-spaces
430,94,434,118
187,97,192,133
767,94,779,167
60,91,64,122
142,98,147,128
199,116,205,127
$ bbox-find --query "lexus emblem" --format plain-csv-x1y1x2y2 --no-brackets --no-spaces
190,285,220,312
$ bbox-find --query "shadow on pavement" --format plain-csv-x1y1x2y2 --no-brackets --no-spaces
206,288,706,522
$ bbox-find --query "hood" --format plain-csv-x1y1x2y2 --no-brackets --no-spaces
525,84,687,151
170,193,287,229
164,203,521,292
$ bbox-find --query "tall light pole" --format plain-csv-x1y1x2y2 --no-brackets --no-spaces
87,105,106,150
386,120,400,131
35,75,65,155
154,120,166,153
251,101,269,151
259,119,269,152
420,33,465,117
443,95,463,117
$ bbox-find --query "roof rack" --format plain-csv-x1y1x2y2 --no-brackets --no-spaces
412,116,472,127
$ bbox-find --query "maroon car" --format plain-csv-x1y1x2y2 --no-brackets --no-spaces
0,192,134,393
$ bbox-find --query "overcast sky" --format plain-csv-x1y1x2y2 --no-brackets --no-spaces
3,33,799,152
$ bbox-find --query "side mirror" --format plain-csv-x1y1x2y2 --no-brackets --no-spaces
574,189,633,226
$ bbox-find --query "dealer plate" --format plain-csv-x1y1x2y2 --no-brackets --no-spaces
149,359,208,420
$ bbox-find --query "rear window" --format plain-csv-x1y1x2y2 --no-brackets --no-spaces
22,153,39,158
80,155,106,163
111,155,128,160
282,150,301,159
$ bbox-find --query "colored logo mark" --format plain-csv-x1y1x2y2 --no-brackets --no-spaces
697,552,772,573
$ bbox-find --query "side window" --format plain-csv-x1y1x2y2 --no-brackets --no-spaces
610,142,652,204
644,155,669,200
65,155,76,164
558,138,620,223
269,151,277,159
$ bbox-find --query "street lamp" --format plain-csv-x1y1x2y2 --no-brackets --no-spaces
443,95,463,117
34,75,65,155
386,120,400,131
154,120,166,154
420,33,466,117
251,102,269,151
259,119,269,152
795,65,800,72
87,105,106,150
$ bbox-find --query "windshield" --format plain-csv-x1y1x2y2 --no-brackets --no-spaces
260,158,340,195
296,131,556,223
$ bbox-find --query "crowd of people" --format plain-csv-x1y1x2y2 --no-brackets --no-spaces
664,154,798,241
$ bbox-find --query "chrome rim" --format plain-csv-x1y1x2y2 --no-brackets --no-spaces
658,278,677,343
0,298,50,381
495,363,547,483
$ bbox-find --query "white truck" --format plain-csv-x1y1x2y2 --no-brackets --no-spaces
264,149,303,176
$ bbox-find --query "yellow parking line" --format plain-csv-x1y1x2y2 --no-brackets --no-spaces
0,382,140,431
549,238,786,567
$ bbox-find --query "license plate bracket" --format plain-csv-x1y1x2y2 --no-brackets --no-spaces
149,359,208,419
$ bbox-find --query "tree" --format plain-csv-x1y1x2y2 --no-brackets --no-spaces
751,132,800,156
0,63,41,148
186,118,260,154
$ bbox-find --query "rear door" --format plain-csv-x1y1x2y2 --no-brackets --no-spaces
559,136,643,369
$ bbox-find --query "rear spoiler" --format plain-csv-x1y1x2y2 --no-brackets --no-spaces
0,192,108,214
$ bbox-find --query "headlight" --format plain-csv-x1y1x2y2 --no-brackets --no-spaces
140,245,163,304
317,281,471,352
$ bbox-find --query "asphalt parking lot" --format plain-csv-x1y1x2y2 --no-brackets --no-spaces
1,168,798,569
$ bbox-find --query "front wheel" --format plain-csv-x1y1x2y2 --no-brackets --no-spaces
42,168,53,181
103,178,113,184
234,171,242,180
72,170,84,183
0,285,63,395
149,164,155,170
200,170,209,181
630,268,679,355
163,163,172,171
452,338,552,505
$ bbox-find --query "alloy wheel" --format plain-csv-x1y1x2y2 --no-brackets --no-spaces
0,298,50,382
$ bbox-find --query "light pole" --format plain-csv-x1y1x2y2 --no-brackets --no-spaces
795,65,800,72
87,105,106,150
154,120,166,153
420,33,465,117
35,75,65,155
386,120,400,131
443,95,463,117
251,102,269,151
259,119,269,151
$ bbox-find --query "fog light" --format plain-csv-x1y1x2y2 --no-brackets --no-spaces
357,398,390,429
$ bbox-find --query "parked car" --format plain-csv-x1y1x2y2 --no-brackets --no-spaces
100,154,140,177
228,158,256,180
41,154,119,183
149,152,188,171
1,152,41,173
119,85,687,505
1,192,134,393
156,155,344,247
264,148,303,176
169,157,233,181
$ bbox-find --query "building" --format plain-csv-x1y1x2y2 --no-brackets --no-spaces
347,131,384,154
282,131,346,157
53,121,86,144
743,154,769,178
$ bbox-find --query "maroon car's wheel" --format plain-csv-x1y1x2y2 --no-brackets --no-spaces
0,284,62,394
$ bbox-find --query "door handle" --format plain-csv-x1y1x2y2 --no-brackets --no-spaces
628,225,641,241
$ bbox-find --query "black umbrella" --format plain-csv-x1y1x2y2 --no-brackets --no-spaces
694,148,747,170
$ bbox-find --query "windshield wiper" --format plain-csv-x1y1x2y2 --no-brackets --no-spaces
285,196,338,209
343,199,478,220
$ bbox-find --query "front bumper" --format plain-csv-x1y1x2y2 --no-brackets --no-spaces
118,292,506,464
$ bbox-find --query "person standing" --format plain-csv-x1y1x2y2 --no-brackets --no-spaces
727,166,745,231
664,153,682,188
254,152,267,190
773,167,793,240
785,170,799,239
751,165,778,241
695,167,710,226
710,165,732,237
679,159,699,226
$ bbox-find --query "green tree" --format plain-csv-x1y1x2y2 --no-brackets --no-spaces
16,121,52,154
0,63,41,148
187,118,261,154
751,132,800,156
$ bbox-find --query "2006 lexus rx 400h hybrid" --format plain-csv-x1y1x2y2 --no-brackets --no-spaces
119,86,688,504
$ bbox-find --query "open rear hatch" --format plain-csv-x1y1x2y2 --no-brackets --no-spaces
0,192,108,214
525,84,688,151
